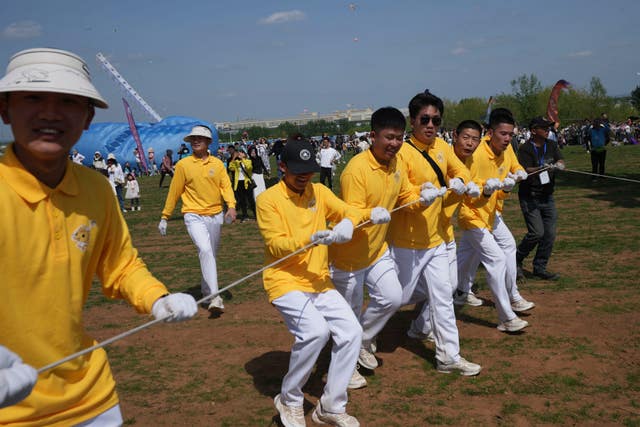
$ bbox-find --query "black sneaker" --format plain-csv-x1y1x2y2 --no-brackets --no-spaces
533,270,560,281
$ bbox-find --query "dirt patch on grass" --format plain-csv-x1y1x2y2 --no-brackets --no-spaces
84,285,640,426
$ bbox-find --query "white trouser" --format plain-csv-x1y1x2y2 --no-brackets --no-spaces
492,214,523,302
272,290,362,414
252,173,266,200
457,227,517,323
184,212,223,297
457,215,523,302
390,244,460,364
74,404,122,426
331,250,403,348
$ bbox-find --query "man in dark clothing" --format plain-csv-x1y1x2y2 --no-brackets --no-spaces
516,116,566,281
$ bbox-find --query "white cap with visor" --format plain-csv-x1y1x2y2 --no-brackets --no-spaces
0,48,108,108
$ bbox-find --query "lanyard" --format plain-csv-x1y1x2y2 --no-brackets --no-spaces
531,141,547,167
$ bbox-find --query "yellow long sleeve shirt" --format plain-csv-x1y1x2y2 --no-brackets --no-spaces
458,140,523,231
388,136,470,250
329,150,421,271
0,145,169,426
227,158,254,191
161,154,235,220
257,181,369,302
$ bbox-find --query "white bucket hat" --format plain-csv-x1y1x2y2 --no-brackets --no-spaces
184,125,212,142
0,48,108,108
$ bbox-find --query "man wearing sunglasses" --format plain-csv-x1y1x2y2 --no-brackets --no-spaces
388,90,481,376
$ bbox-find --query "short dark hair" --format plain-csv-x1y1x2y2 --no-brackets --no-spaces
489,110,515,129
371,107,406,133
409,90,444,119
456,120,482,135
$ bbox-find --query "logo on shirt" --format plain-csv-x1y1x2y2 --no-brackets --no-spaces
308,197,317,212
498,166,505,176
72,220,96,252
209,168,215,177
394,171,401,183
437,152,444,163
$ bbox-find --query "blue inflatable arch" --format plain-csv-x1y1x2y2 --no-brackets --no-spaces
74,115,219,165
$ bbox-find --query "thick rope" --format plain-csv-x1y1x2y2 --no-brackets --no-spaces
562,168,640,184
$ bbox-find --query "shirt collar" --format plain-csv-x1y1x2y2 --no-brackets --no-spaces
0,144,79,203
366,148,395,171
278,179,314,201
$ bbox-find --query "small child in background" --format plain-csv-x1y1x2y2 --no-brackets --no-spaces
125,173,141,211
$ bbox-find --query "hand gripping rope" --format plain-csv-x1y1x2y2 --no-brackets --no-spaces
36,199,419,374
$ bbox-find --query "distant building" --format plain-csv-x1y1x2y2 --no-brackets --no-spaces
215,107,409,131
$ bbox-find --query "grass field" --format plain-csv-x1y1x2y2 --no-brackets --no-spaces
84,144,640,426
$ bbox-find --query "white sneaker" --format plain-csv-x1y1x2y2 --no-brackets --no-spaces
312,401,359,427
348,369,367,390
407,327,435,342
358,347,378,370
497,317,529,332
207,295,225,313
453,290,482,307
274,394,306,427
511,299,535,312
436,356,482,376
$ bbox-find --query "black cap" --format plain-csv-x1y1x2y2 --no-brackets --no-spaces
530,116,554,129
281,139,321,174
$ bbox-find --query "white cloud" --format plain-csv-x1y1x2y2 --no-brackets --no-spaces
451,47,468,56
568,50,592,57
2,21,42,39
259,10,306,25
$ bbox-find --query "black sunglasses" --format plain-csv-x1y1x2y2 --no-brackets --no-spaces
419,115,442,126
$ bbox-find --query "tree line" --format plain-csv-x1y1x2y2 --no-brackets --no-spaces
223,74,639,141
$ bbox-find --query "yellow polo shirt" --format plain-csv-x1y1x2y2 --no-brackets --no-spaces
388,136,470,250
0,145,168,426
329,150,421,271
458,140,523,231
161,154,236,219
257,181,369,302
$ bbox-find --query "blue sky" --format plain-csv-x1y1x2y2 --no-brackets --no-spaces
1,0,639,128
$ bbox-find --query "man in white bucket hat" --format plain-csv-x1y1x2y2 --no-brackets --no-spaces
159,124,237,315
0,48,198,425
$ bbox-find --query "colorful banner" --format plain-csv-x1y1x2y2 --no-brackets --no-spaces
546,80,571,127
122,98,149,174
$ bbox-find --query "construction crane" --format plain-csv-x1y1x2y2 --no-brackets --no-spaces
96,52,162,122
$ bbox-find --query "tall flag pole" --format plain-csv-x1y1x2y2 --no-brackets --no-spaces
484,96,495,125
123,98,149,174
546,80,571,128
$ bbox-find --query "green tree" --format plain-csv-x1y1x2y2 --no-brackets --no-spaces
510,74,543,124
630,86,640,111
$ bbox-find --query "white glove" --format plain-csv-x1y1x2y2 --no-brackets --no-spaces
152,293,198,322
500,177,516,192
483,178,502,196
465,182,481,198
448,177,466,195
158,219,167,236
0,346,37,409
332,218,354,244
370,207,391,224
554,161,565,171
419,182,440,206
311,230,336,245
513,169,528,181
